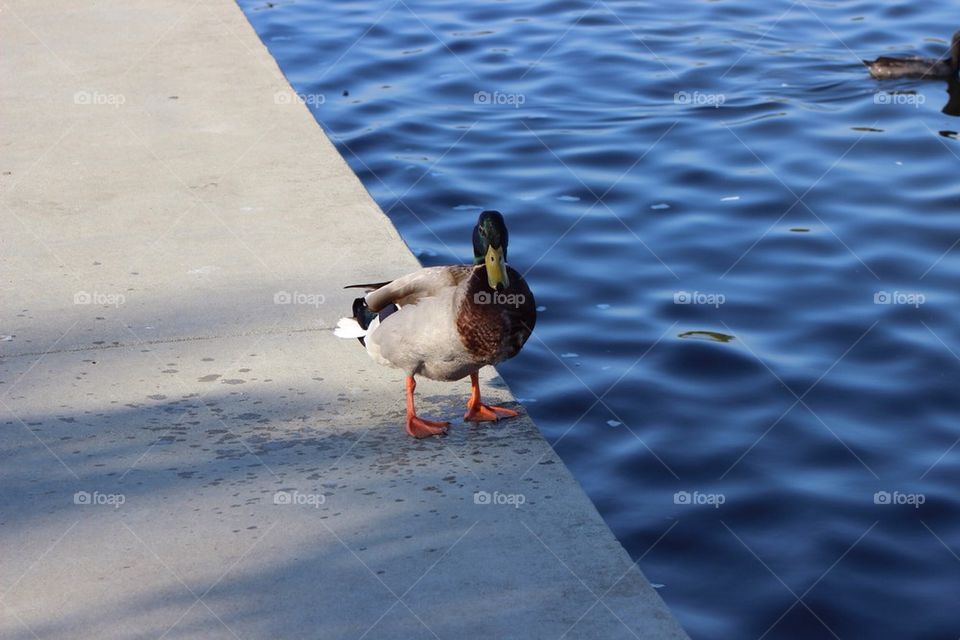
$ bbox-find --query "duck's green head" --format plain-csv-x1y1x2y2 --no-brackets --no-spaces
473,210,510,291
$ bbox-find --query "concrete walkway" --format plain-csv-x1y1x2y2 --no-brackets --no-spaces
0,1,688,638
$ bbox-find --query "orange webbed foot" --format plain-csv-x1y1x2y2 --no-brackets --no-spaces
405,415,450,438
404,376,449,438
464,371,520,422
464,403,519,422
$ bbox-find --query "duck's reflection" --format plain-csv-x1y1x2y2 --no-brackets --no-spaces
942,77,960,117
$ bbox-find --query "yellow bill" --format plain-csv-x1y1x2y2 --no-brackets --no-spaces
484,245,509,290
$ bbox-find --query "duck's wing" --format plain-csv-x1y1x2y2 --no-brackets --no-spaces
344,281,394,291
356,265,474,312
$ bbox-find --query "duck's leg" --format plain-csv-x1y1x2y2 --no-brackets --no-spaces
464,372,520,422
405,376,449,438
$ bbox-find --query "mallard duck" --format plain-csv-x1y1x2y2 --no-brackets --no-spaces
865,31,960,80
334,211,537,438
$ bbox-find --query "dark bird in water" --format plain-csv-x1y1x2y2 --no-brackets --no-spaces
334,211,537,438
865,31,960,80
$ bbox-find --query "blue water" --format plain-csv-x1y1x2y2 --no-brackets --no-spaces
237,1,960,637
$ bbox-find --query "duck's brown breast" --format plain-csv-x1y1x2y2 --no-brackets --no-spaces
456,266,536,364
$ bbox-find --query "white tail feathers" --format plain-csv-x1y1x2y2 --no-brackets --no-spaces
334,317,367,339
